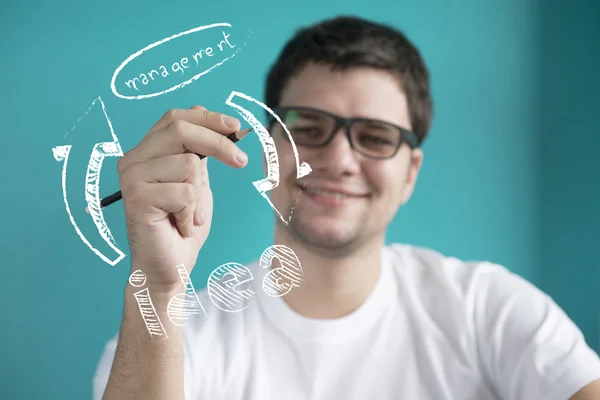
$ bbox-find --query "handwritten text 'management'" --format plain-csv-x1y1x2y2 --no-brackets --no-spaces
124,30,236,92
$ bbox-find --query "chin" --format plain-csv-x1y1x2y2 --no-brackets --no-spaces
285,210,365,252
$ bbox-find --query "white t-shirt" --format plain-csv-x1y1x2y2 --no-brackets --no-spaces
93,243,600,400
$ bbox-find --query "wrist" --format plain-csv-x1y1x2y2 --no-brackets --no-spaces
123,284,186,336
125,281,186,301
128,262,189,296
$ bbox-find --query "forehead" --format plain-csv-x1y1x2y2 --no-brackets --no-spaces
277,63,411,130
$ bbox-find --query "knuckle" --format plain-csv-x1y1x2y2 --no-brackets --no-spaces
124,181,145,205
182,183,196,202
183,153,200,173
200,109,212,124
117,165,133,187
169,120,188,144
171,118,187,133
163,108,178,121
183,152,198,166
117,149,137,174
116,156,127,174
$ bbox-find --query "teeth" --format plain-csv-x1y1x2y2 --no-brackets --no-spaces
304,187,348,199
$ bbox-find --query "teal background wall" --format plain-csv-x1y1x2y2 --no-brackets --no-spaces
0,0,597,398
539,0,600,361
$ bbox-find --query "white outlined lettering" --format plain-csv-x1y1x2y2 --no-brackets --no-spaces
167,264,208,326
129,245,303,339
261,245,303,297
111,24,251,100
207,262,255,313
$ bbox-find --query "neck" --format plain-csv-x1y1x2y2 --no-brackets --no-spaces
272,225,384,319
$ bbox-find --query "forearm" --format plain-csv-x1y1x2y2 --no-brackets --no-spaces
102,285,184,400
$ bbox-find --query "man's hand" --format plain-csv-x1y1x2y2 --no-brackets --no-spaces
117,105,249,288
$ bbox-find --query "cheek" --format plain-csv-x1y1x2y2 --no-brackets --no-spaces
274,139,311,181
370,165,408,202
268,138,300,186
278,150,300,182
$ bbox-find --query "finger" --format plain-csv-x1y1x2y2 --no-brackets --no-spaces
172,199,196,238
195,176,212,229
120,153,208,228
150,107,241,135
121,153,205,185
148,106,204,133
194,157,210,226
117,107,244,174
140,182,199,238
194,158,212,226
193,177,209,227
135,120,249,168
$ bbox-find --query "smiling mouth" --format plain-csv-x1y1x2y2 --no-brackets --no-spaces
296,184,369,200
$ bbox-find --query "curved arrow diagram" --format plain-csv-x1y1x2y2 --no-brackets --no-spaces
52,90,308,265
225,91,312,224
52,96,125,266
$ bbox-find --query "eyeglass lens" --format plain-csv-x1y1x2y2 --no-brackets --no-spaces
277,108,402,159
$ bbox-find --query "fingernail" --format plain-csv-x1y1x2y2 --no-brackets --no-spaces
236,151,247,164
224,116,238,128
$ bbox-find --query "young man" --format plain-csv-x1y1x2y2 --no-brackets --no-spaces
94,16,600,400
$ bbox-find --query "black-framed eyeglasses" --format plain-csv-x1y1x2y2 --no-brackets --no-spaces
267,106,419,160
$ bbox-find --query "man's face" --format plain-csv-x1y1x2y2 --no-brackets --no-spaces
268,63,423,256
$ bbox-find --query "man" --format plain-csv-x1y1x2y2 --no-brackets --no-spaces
93,15,600,399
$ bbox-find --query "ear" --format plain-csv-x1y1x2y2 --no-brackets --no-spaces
400,148,423,204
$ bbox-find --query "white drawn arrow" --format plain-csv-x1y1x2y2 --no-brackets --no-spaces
52,96,126,266
225,91,312,224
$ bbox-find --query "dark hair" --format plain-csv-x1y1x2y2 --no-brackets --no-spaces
264,15,433,145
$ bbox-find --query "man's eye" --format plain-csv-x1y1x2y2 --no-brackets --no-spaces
359,134,393,145
292,126,322,136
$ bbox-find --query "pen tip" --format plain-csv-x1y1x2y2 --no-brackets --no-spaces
238,127,253,139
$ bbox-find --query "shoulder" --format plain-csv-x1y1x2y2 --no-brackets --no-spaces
383,242,528,299
382,242,572,349
383,242,573,329
384,243,600,399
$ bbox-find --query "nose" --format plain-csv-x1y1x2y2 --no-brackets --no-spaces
309,126,361,176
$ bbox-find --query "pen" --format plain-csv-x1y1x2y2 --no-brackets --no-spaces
85,127,253,214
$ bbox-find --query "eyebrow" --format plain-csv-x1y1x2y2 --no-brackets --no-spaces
359,120,393,130
295,111,327,121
